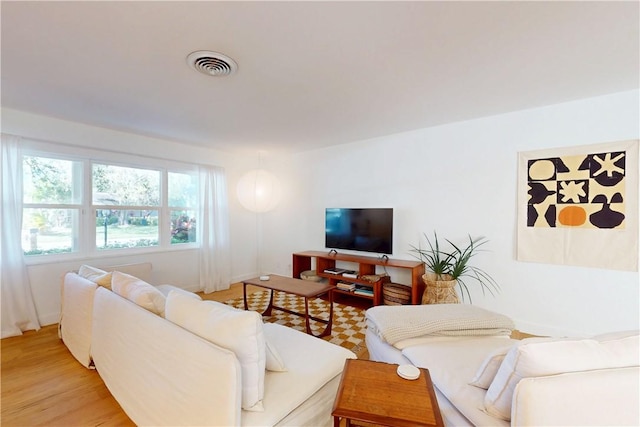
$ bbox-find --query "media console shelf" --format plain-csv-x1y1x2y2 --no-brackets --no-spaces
292,251,425,305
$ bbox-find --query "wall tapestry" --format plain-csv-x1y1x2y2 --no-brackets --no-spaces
517,139,638,271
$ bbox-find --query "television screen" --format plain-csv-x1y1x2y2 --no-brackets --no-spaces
325,208,393,254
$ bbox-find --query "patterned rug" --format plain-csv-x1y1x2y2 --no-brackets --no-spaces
225,290,367,358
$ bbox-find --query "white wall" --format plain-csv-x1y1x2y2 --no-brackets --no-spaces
3,89,639,334
2,108,261,325
261,90,640,337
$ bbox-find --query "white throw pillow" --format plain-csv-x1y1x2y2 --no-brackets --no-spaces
165,291,267,411
163,291,286,372
111,271,166,316
469,337,551,389
484,333,640,421
265,338,287,372
468,343,514,389
155,284,202,301
77,265,113,289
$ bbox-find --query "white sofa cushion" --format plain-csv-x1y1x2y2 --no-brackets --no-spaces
165,291,266,411
484,332,640,421
78,264,113,289
593,329,640,342
111,271,166,316
402,336,515,427
511,366,640,426
241,322,356,426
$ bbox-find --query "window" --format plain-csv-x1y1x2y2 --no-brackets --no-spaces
22,152,199,257
22,155,82,255
168,172,198,245
92,164,160,250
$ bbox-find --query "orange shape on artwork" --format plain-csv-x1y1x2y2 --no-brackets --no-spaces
558,206,587,226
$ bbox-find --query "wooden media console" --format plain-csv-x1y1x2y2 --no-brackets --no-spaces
292,251,425,305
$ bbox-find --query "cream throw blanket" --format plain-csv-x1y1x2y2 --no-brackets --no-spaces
366,304,515,345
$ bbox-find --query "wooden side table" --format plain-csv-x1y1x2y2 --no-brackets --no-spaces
332,359,443,427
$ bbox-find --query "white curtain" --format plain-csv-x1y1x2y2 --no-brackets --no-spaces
198,165,231,293
1,134,41,338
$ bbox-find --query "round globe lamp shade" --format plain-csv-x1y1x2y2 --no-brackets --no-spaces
237,169,281,212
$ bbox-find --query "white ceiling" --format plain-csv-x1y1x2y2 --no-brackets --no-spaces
2,1,638,154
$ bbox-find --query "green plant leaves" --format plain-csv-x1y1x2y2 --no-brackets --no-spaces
410,232,500,303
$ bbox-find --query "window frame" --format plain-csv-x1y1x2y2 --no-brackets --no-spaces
21,145,200,264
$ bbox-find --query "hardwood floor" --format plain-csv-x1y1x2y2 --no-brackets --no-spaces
1,324,134,426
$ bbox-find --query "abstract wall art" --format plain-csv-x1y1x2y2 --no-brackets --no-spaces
517,140,638,271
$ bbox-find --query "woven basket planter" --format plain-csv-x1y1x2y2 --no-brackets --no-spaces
421,272,460,304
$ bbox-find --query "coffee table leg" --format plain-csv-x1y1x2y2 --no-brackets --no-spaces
326,290,333,335
243,282,249,310
304,297,312,335
263,289,274,316
305,291,333,338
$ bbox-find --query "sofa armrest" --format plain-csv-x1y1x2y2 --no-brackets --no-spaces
59,272,98,368
511,366,640,426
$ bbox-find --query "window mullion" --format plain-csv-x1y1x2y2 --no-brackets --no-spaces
83,159,93,254
161,170,168,247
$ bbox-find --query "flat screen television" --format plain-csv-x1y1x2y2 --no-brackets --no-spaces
325,208,393,254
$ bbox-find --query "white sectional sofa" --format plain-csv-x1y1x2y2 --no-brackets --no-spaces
365,304,640,426
59,266,355,426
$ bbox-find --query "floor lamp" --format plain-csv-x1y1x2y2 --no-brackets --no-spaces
237,169,281,275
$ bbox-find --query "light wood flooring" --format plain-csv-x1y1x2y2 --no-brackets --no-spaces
0,284,255,426
1,283,534,426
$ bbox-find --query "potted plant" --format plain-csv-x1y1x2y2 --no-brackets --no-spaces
410,232,499,304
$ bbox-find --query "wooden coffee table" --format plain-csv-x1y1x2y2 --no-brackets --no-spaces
332,359,444,427
242,275,334,338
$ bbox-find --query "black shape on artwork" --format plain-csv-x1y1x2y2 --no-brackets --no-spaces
528,182,555,204
527,205,538,227
590,202,625,229
526,204,557,227
555,158,570,173
544,205,556,227
593,175,623,187
611,192,623,203
577,156,590,172
613,152,626,169
591,151,625,187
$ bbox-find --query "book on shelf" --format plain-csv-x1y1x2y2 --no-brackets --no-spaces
336,282,356,291
342,272,358,279
354,284,373,294
324,268,358,275
354,289,374,297
324,267,348,274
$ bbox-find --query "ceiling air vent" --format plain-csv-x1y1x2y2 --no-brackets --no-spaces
187,50,238,77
